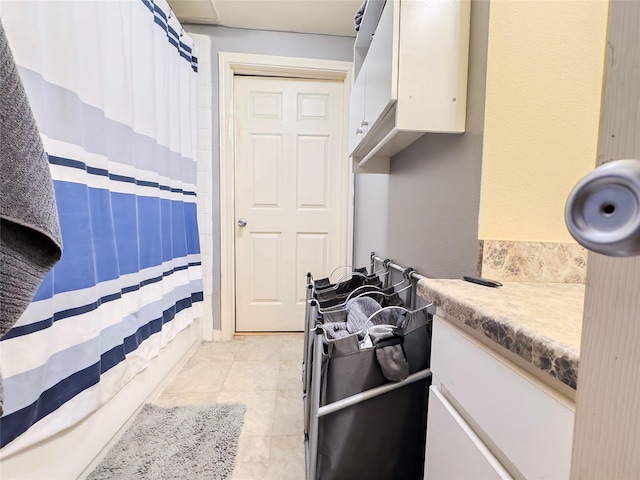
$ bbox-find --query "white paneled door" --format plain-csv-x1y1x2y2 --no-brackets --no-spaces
233,76,348,332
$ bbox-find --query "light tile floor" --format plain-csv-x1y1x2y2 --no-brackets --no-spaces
154,335,306,480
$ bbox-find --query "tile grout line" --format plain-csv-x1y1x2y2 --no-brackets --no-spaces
269,357,282,436
217,348,241,393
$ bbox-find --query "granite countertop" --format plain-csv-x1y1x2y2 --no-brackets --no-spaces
417,279,585,389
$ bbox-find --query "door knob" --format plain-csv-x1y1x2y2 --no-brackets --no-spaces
565,159,640,257
237,218,247,228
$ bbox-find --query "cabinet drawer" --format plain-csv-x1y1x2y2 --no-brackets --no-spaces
431,315,574,479
425,386,511,479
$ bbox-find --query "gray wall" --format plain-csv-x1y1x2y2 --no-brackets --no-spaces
353,174,389,267
184,25,355,329
353,0,490,278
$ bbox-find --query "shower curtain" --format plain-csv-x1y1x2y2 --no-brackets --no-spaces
0,0,202,453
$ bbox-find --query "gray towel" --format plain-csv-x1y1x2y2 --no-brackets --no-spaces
354,0,368,31
322,322,351,340
368,325,409,381
1,19,63,413
346,297,402,334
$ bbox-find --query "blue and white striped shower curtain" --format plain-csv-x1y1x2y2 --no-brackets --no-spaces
0,0,202,453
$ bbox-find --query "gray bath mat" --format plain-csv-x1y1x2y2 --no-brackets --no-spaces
88,403,246,480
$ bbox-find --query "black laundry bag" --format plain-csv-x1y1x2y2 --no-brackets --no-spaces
313,267,369,292
315,309,432,480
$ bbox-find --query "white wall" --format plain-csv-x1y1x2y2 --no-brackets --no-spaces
353,174,389,267
191,33,215,340
183,25,355,331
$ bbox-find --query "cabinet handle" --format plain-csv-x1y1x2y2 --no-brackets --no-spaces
356,128,363,135
361,120,369,127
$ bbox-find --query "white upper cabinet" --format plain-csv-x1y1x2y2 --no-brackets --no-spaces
348,67,367,154
362,0,396,132
350,0,471,173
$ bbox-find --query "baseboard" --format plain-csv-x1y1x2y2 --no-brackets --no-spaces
213,328,222,341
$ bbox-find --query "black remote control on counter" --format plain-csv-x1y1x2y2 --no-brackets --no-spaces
463,276,502,288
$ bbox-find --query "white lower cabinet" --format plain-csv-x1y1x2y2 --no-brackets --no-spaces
425,386,511,479
425,314,575,479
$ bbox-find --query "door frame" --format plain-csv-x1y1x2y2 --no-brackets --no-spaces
570,1,640,475
218,52,354,341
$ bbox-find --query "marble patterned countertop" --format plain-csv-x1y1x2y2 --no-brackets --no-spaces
417,279,585,389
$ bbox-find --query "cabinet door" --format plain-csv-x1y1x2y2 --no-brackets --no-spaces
362,0,397,132
431,316,575,479
425,386,512,479
348,69,366,155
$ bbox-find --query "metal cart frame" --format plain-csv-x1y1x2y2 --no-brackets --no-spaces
302,253,433,480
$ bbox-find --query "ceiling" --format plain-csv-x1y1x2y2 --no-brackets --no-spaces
167,0,362,37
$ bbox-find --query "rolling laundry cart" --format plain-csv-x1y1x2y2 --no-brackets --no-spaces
302,254,433,480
